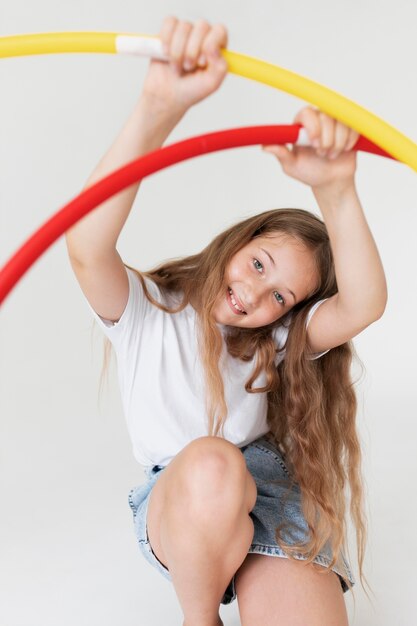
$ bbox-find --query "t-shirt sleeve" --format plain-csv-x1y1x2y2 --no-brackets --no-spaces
81,266,160,352
305,299,330,360
273,298,330,364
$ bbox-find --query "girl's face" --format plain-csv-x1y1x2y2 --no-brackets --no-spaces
212,232,320,328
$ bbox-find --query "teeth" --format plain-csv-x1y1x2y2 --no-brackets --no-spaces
228,287,245,313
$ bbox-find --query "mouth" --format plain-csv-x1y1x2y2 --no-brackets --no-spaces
227,287,247,315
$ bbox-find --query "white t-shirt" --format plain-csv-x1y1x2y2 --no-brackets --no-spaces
83,267,329,468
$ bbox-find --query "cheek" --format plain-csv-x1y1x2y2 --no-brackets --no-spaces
248,297,275,320
227,259,246,282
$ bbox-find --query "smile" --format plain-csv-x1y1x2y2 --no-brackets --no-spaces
227,287,247,315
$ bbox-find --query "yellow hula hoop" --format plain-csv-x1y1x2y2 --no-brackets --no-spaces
1,31,416,173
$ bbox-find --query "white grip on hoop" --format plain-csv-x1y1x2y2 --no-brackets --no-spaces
115,35,168,60
295,128,311,146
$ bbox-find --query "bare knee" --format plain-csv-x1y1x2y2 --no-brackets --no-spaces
147,437,256,572
172,436,256,514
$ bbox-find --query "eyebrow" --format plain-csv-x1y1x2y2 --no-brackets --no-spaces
260,247,297,303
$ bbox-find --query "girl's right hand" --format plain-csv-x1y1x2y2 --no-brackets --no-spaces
141,16,229,118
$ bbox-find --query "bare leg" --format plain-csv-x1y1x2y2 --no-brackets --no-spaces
235,554,349,626
167,494,253,626
148,437,257,626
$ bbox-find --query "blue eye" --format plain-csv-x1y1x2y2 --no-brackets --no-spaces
252,259,286,306
274,292,285,305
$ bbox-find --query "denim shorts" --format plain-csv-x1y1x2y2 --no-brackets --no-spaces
128,434,355,605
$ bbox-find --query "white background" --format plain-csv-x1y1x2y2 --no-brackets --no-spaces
1,1,416,624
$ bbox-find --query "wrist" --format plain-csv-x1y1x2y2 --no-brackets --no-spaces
123,94,186,154
312,178,357,206
138,92,186,128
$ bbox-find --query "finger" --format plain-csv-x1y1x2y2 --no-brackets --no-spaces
202,22,228,59
169,20,193,70
160,16,178,56
294,107,321,147
262,144,295,165
183,19,211,70
317,112,335,156
328,122,349,159
345,128,360,151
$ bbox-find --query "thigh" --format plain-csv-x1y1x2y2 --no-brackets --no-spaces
235,553,349,626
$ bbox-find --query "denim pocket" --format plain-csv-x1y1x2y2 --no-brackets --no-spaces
253,437,292,478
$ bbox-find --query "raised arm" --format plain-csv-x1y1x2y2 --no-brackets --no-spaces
65,16,228,322
65,97,183,266
262,107,388,354
65,97,183,322
308,179,387,353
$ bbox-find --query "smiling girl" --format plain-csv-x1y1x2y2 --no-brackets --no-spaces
65,16,386,626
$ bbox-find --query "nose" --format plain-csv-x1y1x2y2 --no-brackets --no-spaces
242,283,264,311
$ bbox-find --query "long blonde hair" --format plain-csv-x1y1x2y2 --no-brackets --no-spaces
101,207,370,598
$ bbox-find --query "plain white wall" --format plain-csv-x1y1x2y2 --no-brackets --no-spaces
1,1,416,624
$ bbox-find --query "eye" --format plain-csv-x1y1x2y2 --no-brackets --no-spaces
252,259,286,306
253,258,263,273
273,291,285,306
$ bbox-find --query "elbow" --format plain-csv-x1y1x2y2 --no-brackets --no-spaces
366,281,388,322
371,307,385,323
366,295,388,322
349,297,387,329
376,300,388,320
338,290,388,333
375,286,389,320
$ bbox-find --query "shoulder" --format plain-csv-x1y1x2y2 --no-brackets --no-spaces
272,298,330,362
126,267,160,297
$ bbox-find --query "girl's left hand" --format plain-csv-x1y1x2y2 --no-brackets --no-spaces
262,107,359,191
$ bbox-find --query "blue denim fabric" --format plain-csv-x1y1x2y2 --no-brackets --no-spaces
128,435,355,605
